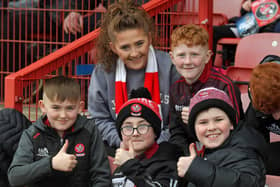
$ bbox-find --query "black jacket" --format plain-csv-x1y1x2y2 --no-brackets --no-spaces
182,122,267,187
8,115,111,187
169,68,244,148
245,103,280,142
112,142,184,187
0,108,31,187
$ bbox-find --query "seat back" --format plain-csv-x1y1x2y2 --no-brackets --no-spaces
234,33,280,68
214,0,243,19
225,33,280,93
266,175,280,187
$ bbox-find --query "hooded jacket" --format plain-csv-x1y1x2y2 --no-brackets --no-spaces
8,115,111,187
112,142,184,187
0,108,31,187
182,122,267,187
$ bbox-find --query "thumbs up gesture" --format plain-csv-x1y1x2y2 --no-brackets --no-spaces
177,143,196,177
52,139,78,172
113,140,136,166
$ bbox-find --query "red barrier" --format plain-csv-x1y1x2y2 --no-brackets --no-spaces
4,0,214,120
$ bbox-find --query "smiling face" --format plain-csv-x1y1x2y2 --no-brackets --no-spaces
194,107,233,149
110,28,152,70
121,116,156,155
39,94,84,137
170,43,212,84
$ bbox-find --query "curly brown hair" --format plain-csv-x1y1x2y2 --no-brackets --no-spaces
96,0,155,72
250,63,280,114
170,24,209,50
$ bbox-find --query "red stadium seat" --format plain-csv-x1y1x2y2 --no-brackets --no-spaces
213,0,242,19
266,175,280,187
225,33,280,93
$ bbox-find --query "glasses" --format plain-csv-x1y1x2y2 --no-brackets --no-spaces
121,125,152,136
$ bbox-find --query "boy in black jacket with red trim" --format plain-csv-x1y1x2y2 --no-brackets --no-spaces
8,76,111,187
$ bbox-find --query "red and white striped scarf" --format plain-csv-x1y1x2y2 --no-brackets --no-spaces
115,46,161,115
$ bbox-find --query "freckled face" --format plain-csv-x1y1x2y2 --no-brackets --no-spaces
110,28,152,70
194,108,233,149
170,44,211,84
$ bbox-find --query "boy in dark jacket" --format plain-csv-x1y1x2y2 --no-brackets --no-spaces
8,76,111,187
112,87,183,187
168,24,244,148
246,58,280,175
177,87,266,187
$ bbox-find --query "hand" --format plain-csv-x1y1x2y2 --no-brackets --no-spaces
113,141,136,166
52,139,78,172
177,143,196,177
242,0,252,12
63,12,83,34
181,106,189,125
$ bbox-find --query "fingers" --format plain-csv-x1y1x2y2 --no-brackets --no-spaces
63,12,83,34
68,156,78,171
177,157,186,177
181,106,189,124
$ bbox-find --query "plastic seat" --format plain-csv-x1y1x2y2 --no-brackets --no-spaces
234,33,280,68
266,175,280,187
213,0,243,19
225,33,280,93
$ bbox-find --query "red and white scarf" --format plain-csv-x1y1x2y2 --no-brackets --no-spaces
115,46,161,115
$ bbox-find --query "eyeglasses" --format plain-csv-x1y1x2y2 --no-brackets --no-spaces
121,124,152,136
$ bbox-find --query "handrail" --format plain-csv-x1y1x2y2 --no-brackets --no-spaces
4,0,210,111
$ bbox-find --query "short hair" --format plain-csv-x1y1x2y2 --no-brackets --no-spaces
250,63,280,114
43,76,81,102
170,24,209,50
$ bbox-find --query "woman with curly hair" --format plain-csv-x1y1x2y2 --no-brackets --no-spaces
88,0,179,156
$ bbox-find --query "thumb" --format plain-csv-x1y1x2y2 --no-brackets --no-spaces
128,140,135,154
59,139,69,153
189,143,196,157
120,141,126,149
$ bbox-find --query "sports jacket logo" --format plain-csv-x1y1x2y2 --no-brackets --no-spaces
75,143,85,157
36,147,49,157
